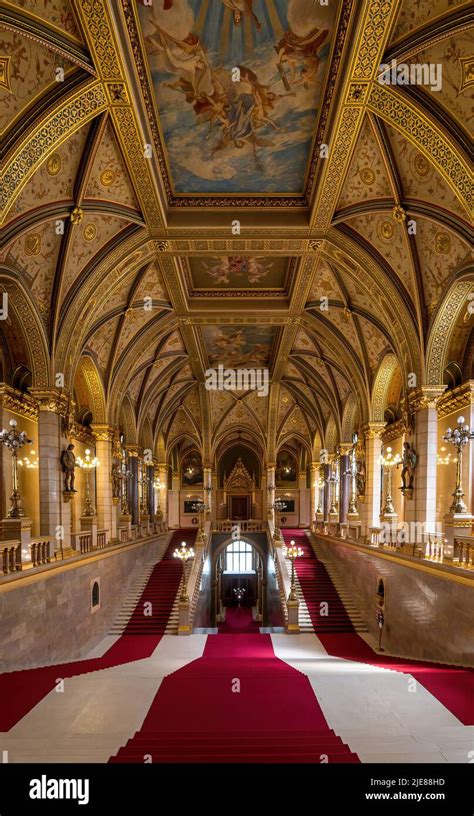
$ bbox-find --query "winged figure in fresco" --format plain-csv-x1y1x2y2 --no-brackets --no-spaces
221,0,262,32
203,256,273,285
275,25,329,90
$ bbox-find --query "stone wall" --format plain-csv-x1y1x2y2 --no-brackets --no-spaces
315,536,474,667
0,534,171,672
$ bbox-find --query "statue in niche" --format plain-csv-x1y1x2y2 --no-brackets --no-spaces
60,443,77,492
400,442,417,493
111,454,122,499
356,458,366,497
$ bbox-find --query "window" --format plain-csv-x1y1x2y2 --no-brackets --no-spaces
91,580,100,609
225,540,254,573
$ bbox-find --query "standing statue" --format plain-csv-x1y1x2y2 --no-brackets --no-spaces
111,455,121,499
60,443,77,492
400,442,417,491
356,458,366,497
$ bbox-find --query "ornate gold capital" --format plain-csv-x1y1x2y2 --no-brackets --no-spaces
125,445,139,458
408,386,447,413
29,388,70,415
363,421,386,439
437,381,474,419
0,385,38,420
91,424,117,442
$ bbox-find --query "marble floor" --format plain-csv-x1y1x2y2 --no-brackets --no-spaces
1,631,472,764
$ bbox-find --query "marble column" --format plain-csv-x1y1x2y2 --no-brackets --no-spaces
406,387,446,536
91,424,115,543
147,465,155,519
364,422,386,533
298,470,309,527
310,463,318,526
203,465,212,522
267,465,275,522
338,450,351,525
126,447,139,527
323,463,331,522
157,463,168,525
168,472,180,528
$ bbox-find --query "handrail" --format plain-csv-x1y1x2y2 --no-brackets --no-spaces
188,522,211,628
212,519,264,532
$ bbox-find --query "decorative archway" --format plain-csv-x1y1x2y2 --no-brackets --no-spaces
426,277,473,386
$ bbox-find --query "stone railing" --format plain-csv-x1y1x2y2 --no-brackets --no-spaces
97,529,107,549
212,519,264,533
1,541,22,574
454,535,474,570
30,538,53,567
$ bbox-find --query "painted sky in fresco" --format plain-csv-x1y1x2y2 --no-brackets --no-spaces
188,255,291,289
202,325,277,366
138,0,336,194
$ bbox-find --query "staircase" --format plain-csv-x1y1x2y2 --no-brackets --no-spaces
110,729,359,763
109,531,196,636
282,530,367,634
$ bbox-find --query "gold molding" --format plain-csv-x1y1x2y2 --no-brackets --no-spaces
437,381,474,419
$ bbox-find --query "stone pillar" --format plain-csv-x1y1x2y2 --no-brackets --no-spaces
203,465,212,522
298,470,309,527
91,424,115,543
323,463,331,522
364,422,386,534
157,463,168,526
126,447,139,526
310,463,318,527
267,465,275,522
168,472,180,528
339,450,351,525
147,465,155,519
406,387,446,536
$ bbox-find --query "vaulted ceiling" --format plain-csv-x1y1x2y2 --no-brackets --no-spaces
0,0,472,465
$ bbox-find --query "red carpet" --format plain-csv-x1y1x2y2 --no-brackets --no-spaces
283,530,474,725
0,531,194,731
218,605,260,634
110,628,359,763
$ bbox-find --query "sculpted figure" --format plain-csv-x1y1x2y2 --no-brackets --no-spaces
401,442,417,490
111,455,122,499
60,443,76,492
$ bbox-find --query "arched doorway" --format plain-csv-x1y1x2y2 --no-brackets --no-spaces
211,536,266,629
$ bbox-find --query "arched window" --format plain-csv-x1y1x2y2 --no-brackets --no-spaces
225,541,254,573
91,581,100,608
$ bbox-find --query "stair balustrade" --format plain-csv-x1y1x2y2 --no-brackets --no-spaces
30,539,52,567
1,542,21,574
213,519,264,533
97,530,107,549
454,536,474,569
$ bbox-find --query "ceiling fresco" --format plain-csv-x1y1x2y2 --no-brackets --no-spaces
202,324,277,367
137,0,338,194
184,255,294,294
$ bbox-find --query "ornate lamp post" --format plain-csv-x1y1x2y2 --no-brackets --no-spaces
380,446,401,517
327,470,338,516
0,419,32,517
191,498,208,531
316,470,324,515
119,450,132,515
272,498,285,539
443,416,474,514
174,540,195,602
286,539,304,601
76,448,100,517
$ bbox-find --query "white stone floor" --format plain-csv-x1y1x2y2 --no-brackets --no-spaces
271,633,474,763
1,632,472,763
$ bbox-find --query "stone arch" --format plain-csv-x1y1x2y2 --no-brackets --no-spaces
138,415,154,453
0,268,50,387
74,355,107,424
325,415,338,453
426,274,473,386
371,354,399,422
341,393,360,443
119,394,137,445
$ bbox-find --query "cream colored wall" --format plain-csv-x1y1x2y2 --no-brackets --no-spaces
1,408,40,536
437,406,474,521
70,438,98,533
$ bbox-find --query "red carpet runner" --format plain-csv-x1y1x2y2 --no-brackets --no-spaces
218,605,260,634
0,530,195,731
283,529,474,725
110,615,359,763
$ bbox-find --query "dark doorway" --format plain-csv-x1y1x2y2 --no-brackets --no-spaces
221,573,257,607
230,495,249,519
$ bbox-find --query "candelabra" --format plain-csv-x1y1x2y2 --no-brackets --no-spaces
286,539,304,602
76,448,100,517
0,419,32,517
443,416,474,514
174,540,195,602
138,468,152,515
191,498,208,531
119,451,132,515
380,446,401,517
316,474,324,515
233,586,246,606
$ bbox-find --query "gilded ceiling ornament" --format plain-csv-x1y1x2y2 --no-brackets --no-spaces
458,56,474,92
100,169,115,186
47,153,62,176
412,152,430,178
359,168,375,185
25,233,41,256
157,241,169,252
392,205,406,223
70,206,84,225
0,56,11,91
435,232,451,255
309,240,322,251
83,223,97,241
379,220,394,241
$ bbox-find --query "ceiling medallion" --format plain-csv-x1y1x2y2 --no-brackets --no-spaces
412,152,430,178
379,220,394,241
100,169,115,186
458,56,474,92
0,56,11,91
435,232,451,255
46,153,62,176
360,167,375,186
25,233,41,256
83,223,97,241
